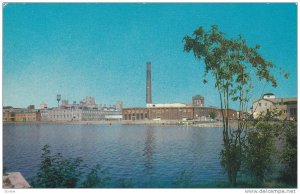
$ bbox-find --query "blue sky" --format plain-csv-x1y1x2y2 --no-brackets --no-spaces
3,3,297,109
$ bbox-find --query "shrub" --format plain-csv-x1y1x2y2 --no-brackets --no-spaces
280,121,297,185
30,145,83,188
30,145,110,188
243,122,275,184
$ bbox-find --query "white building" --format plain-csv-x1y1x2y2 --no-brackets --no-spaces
40,109,49,121
47,97,122,121
61,100,69,106
116,101,123,110
40,102,48,109
48,107,82,121
252,93,297,120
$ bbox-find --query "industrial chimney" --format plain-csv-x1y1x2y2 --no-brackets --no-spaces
146,62,152,104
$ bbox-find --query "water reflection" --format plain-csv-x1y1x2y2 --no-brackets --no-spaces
143,126,155,185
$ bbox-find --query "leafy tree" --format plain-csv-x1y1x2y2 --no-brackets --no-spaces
243,122,275,184
209,111,217,120
183,25,283,186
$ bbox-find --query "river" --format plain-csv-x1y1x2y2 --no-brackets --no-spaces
3,123,227,188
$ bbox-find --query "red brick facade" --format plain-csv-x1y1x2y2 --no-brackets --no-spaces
122,107,238,120
15,112,41,122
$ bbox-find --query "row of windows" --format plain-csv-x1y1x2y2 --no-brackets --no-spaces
289,108,297,116
258,102,286,107
49,114,80,119
124,113,148,120
258,102,269,107
15,117,36,121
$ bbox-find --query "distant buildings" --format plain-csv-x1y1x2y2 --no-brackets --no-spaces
40,109,49,121
3,106,41,122
40,102,47,109
251,93,297,120
48,96,123,122
3,110,15,122
15,111,41,122
27,105,35,110
3,96,123,122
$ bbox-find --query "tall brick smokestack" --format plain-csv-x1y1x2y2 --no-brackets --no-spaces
146,62,152,104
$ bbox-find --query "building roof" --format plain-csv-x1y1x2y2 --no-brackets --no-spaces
146,103,187,108
253,97,297,104
263,93,275,96
123,106,237,111
192,95,204,98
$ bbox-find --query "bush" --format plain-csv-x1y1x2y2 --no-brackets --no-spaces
243,122,275,184
30,145,110,188
30,145,83,188
280,121,297,184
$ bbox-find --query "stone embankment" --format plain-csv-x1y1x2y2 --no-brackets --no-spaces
3,172,30,188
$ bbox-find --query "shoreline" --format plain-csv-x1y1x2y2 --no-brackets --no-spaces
3,120,236,128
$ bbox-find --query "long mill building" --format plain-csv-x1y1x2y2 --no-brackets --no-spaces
122,62,238,121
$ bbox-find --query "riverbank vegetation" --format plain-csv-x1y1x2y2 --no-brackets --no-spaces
171,120,297,188
183,25,296,188
30,145,110,188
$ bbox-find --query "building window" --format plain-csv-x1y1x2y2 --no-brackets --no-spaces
145,113,148,119
291,108,297,117
259,103,261,107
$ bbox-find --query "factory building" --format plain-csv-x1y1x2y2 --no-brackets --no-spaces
122,62,239,121
123,107,238,121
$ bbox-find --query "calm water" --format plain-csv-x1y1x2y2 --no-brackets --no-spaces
3,123,227,187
